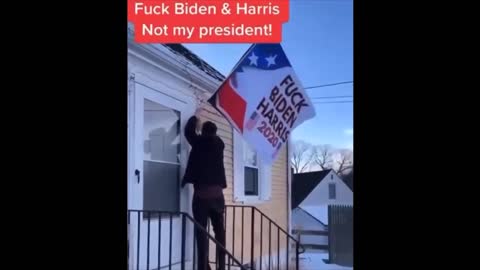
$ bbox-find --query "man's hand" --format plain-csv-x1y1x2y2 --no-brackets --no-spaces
195,107,203,117
195,107,204,132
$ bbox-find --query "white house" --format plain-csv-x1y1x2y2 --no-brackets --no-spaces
127,24,297,270
291,169,353,252
292,169,353,210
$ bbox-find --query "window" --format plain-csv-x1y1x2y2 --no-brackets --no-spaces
143,99,181,212
331,174,334,180
233,131,272,202
244,141,259,196
329,183,336,200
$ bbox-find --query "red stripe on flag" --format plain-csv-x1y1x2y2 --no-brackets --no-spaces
218,78,247,133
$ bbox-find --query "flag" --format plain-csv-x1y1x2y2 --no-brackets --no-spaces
245,111,260,131
209,44,316,164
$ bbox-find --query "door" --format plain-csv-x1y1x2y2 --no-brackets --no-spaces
129,81,193,270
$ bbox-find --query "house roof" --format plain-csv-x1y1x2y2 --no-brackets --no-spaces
127,24,225,93
161,44,226,82
297,206,327,226
291,169,332,209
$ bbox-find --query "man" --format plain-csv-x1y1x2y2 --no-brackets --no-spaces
182,109,227,270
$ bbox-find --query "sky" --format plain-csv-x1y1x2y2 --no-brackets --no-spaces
183,0,353,150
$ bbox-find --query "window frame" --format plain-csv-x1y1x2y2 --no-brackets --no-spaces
329,183,336,200
233,131,271,203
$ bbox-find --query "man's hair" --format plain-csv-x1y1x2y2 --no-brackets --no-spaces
201,121,217,136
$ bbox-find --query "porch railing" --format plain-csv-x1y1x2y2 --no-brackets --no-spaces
221,205,305,270
128,209,247,270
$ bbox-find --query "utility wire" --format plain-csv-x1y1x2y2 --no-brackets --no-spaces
311,95,352,99
304,81,353,90
313,101,353,104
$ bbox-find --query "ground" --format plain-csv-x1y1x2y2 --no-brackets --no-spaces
300,251,353,270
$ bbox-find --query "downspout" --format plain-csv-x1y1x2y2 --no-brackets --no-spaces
287,139,292,235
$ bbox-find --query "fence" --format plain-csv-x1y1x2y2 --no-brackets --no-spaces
328,205,353,267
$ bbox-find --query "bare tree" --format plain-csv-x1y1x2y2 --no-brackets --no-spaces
335,149,353,175
342,168,353,190
312,144,334,170
291,140,314,173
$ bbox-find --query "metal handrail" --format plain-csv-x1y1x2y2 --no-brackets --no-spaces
225,205,306,250
224,205,306,270
128,209,247,270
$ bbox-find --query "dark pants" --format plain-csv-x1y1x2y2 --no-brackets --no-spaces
192,195,226,270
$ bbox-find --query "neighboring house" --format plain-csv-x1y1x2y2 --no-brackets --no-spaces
291,170,353,252
127,25,296,270
292,169,353,210
292,207,327,232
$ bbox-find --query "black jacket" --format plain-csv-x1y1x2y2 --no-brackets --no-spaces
181,116,227,189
